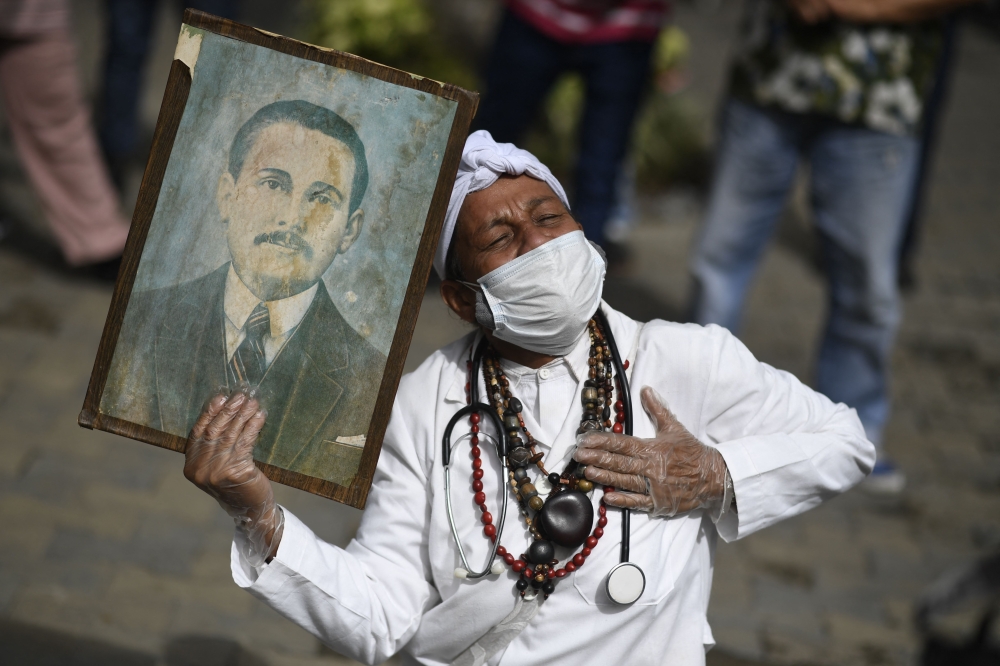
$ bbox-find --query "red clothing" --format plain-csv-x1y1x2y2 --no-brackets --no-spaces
505,0,670,44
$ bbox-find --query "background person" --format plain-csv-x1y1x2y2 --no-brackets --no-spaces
474,0,671,257
0,0,130,269
688,0,979,493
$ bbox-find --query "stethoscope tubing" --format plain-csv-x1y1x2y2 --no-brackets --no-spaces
442,402,508,579
443,311,635,576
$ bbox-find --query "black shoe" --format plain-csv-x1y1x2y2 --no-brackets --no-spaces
75,255,123,284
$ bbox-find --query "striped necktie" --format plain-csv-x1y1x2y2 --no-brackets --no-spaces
229,302,270,387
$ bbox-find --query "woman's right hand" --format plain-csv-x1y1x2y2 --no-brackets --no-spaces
184,389,282,565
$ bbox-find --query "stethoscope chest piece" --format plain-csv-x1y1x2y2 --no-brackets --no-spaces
606,562,645,605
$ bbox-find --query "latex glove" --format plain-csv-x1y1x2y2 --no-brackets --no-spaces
183,388,282,567
573,386,728,518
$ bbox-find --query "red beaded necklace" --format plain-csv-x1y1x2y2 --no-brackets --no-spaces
463,318,627,599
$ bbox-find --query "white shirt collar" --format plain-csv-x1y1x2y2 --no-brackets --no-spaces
223,265,319,339
444,328,594,405
497,328,592,387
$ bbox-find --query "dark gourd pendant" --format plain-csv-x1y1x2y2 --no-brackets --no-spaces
537,490,594,549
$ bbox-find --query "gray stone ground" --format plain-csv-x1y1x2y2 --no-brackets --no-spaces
1,2,999,665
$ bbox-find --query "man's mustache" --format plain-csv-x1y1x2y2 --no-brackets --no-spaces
253,230,313,258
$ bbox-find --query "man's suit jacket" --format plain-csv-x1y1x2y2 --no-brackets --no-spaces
102,264,387,486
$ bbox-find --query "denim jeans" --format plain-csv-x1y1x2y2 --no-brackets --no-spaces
690,99,920,447
475,10,654,246
99,0,239,160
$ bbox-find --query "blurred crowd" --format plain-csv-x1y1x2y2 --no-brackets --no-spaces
0,0,992,500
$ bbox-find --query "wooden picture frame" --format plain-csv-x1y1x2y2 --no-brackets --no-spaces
78,10,478,509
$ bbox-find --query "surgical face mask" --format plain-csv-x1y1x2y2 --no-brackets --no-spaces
462,231,607,356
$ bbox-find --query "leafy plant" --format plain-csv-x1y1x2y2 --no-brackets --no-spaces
308,0,476,88
521,74,585,187
632,93,710,192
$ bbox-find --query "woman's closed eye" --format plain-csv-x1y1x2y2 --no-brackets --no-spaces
486,232,512,249
535,213,565,225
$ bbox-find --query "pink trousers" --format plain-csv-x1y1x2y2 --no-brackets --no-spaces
0,31,129,265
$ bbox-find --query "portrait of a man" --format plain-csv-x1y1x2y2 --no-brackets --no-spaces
104,100,387,485
91,24,462,496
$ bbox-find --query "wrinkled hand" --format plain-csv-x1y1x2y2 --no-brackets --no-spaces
184,388,282,566
573,387,728,518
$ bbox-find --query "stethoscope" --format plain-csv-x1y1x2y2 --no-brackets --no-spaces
442,308,645,605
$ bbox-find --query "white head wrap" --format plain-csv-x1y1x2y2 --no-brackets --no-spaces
433,130,570,279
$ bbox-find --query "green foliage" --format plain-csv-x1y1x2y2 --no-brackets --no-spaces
308,0,476,88
311,0,430,60
631,94,710,192
521,75,585,187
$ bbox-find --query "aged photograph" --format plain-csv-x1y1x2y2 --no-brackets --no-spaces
83,17,474,498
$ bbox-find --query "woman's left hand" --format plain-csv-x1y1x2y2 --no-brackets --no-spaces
573,386,728,518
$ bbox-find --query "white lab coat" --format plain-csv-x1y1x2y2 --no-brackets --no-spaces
231,305,874,666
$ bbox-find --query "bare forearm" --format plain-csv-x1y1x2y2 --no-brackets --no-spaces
827,0,980,23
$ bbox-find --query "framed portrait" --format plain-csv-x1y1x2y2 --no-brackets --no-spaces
78,11,477,509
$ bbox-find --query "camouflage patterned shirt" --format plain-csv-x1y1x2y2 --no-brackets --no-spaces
729,0,946,136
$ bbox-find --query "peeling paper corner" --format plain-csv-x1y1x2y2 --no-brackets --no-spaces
174,24,205,75
408,72,446,88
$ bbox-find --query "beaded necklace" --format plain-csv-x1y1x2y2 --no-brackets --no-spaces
462,318,627,600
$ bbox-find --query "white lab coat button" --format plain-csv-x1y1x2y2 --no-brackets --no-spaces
538,368,551,380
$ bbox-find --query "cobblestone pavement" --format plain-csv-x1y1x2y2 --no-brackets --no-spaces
1,3,999,666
